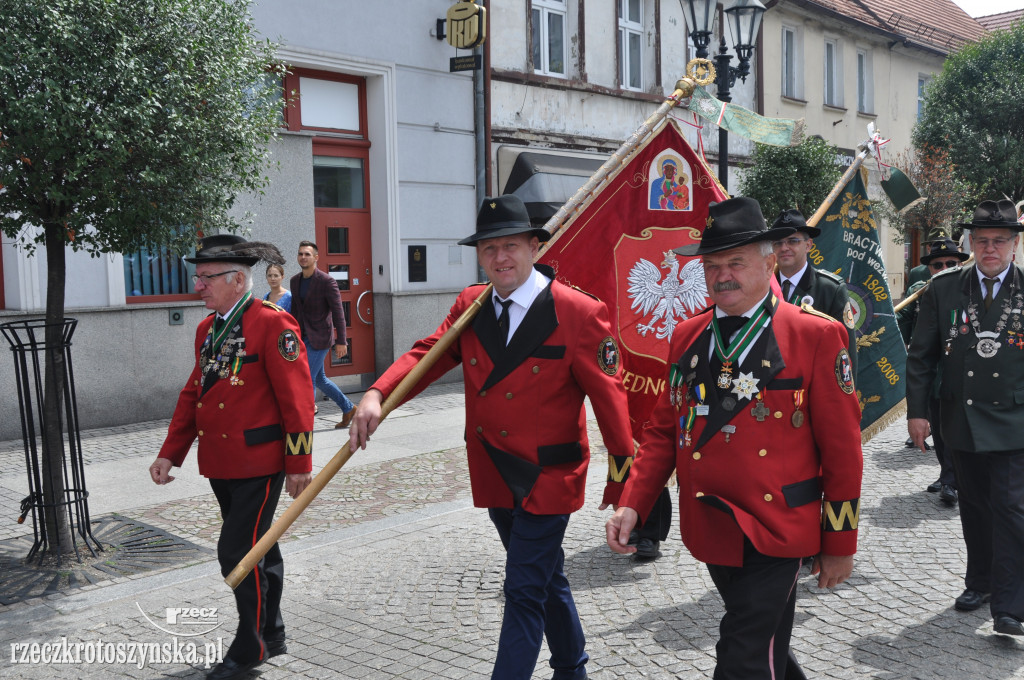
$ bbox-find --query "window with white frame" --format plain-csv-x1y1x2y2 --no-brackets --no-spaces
823,37,842,107
781,25,802,99
618,0,643,90
917,75,931,119
857,49,873,113
532,0,566,77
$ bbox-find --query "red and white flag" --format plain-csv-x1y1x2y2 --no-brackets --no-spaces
539,119,728,439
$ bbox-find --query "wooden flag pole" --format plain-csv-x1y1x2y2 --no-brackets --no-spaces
225,284,491,588
805,147,870,228
224,70,711,590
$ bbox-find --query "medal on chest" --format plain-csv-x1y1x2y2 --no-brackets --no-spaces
964,284,1024,359
711,305,770,392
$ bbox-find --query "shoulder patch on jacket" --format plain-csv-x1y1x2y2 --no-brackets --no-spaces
799,304,834,321
570,284,600,302
262,299,284,312
598,336,619,375
816,268,844,283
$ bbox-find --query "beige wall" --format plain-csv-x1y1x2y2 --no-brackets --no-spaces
760,2,949,294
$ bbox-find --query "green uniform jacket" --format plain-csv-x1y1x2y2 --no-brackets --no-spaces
906,264,1024,453
777,266,858,376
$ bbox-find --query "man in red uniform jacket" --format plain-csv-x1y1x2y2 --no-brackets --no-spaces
149,235,314,680
607,197,863,680
350,195,634,680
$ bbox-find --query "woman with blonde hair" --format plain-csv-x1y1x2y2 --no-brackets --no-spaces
264,263,292,313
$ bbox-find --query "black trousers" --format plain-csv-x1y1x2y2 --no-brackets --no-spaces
706,540,807,680
637,487,672,542
928,397,955,487
951,447,1024,619
210,472,286,662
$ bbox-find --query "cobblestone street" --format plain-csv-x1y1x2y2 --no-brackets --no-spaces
1,384,1022,678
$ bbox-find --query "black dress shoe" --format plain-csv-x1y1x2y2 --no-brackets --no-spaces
635,537,660,560
265,639,287,658
994,615,1024,636
939,485,958,506
206,656,262,680
627,530,639,546
954,588,990,611
926,480,942,493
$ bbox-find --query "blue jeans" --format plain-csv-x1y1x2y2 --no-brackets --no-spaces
304,343,353,414
488,506,588,680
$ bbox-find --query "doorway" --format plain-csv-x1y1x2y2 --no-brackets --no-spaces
313,140,374,377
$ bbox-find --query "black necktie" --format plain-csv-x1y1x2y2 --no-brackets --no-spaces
782,279,792,302
213,316,225,335
983,277,997,310
718,315,748,342
497,299,514,344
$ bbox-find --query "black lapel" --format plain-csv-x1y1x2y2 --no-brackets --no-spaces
692,296,785,450
678,322,714,401
472,295,505,366
796,266,813,293
475,281,559,392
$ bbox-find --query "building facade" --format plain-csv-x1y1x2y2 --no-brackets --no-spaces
0,0,480,439
489,0,759,212
760,0,986,292
1,0,990,437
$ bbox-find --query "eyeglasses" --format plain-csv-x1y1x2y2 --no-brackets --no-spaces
972,236,1014,250
772,237,808,249
192,270,239,284
928,260,961,270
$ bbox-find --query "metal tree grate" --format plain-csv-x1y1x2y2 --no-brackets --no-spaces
1,318,101,564
0,514,212,605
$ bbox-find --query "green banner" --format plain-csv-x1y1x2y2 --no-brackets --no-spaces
813,170,906,441
689,85,804,147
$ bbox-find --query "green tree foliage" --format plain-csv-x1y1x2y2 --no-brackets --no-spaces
737,136,843,221
0,0,283,255
0,0,283,554
913,20,1024,202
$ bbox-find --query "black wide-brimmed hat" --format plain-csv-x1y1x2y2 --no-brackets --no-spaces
771,208,820,238
920,237,968,264
185,234,285,266
673,196,796,256
957,199,1023,232
457,195,552,246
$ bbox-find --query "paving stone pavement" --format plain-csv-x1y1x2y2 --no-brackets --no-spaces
1,383,1023,678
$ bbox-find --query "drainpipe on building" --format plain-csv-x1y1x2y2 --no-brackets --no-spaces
474,0,491,282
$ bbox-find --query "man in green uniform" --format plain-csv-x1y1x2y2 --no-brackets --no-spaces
907,200,1024,636
897,237,967,504
771,209,857,373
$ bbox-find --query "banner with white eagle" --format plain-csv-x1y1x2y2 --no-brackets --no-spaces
539,119,727,440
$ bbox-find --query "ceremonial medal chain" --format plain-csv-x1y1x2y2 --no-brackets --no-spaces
964,280,1023,359
711,303,770,389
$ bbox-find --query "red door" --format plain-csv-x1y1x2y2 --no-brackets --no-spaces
312,140,374,377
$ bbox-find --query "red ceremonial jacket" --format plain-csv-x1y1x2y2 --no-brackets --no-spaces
619,296,862,567
159,297,315,479
372,267,634,515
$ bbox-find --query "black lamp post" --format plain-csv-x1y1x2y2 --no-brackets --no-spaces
680,0,765,191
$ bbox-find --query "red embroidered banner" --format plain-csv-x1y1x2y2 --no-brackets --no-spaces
539,120,728,439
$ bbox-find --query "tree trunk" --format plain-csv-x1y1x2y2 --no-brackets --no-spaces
41,222,72,554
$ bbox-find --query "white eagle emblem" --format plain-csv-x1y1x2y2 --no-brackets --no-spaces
627,251,708,340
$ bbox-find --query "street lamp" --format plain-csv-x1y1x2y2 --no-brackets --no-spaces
680,0,766,191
